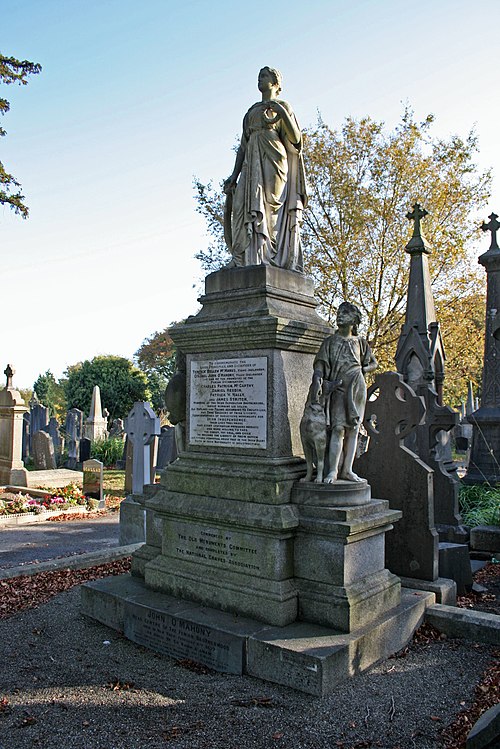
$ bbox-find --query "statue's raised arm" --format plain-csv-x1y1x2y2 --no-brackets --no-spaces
223,67,307,272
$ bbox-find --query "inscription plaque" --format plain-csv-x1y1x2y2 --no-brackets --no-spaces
172,524,262,574
189,357,267,448
123,601,244,673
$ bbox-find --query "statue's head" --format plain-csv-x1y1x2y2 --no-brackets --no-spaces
337,302,362,334
258,66,282,95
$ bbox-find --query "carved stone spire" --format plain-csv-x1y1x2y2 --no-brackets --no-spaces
395,204,444,395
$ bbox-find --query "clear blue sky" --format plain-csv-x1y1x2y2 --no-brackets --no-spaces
2,0,499,388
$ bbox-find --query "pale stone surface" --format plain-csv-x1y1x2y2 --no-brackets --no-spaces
400,575,457,605
84,385,108,442
426,603,500,645
25,468,83,488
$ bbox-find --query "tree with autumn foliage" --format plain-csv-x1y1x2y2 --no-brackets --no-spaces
194,109,490,404
1,53,41,218
135,327,178,412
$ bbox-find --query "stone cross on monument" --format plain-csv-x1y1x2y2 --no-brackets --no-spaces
125,402,160,495
4,364,14,389
481,212,500,250
406,202,429,250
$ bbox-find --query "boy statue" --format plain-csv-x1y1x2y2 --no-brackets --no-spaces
307,302,378,483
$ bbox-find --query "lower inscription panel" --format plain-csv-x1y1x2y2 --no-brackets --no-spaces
123,600,245,674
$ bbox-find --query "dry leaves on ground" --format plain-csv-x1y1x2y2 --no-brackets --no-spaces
0,558,131,620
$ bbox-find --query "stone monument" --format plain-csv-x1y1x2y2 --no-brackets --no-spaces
84,385,108,442
119,402,160,545
32,430,57,470
65,407,84,469
0,364,29,486
82,71,433,694
394,204,461,536
465,212,500,484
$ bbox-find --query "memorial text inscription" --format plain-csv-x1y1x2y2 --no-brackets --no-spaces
189,357,267,448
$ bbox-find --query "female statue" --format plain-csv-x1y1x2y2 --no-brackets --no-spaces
223,67,307,272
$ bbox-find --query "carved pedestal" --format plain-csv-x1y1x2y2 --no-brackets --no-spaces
293,481,401,632
140,266,331,626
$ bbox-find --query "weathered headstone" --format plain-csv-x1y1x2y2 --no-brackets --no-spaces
32,430,57,470
79,437,91,463
22,412,30,460
0,364,29,486
109,418,125,439
156,426,177,471
83,458,104,507
43,417,64,464
124,402,160,495
354,371,439,581
84,385,108,442
65,408,84,469
29,399,49,452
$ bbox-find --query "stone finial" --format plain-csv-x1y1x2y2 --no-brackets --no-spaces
481,212,500,251
4,364,14,389
405,202,431,254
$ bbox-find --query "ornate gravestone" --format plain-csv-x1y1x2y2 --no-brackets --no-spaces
0,364,29,486
395,204,460,537
354,371,439,581
465,213,500,484
119,403,160,545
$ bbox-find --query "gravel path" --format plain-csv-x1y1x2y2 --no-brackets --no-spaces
0,585,496,749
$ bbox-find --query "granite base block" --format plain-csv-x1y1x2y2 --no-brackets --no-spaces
399,576,457,605
81,576,434,695
470,525,500,553
119,497,145,545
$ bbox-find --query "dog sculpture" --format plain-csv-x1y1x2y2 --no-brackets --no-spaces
299,385,327,483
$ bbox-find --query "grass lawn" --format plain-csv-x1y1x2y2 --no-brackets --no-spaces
103,470,125,509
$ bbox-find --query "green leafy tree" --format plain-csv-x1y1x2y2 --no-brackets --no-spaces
194,109,491,403
1,53,41,217
64,355,150,420
135,327,178,412
33,370,66,419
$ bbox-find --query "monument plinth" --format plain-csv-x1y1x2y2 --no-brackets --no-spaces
141,266,331,627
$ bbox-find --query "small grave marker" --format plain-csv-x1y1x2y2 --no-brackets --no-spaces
83,458,104,508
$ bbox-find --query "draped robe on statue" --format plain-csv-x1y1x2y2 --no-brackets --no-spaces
225,100,307,272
